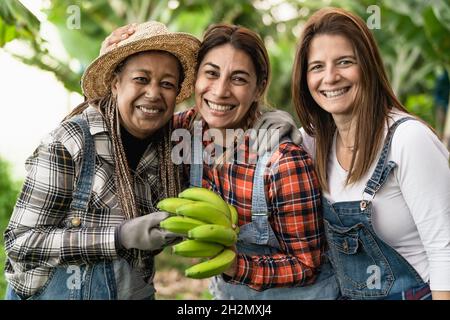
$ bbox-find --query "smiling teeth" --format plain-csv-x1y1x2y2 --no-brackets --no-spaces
208,101,234,111
322,88,349,98
138,106,160,114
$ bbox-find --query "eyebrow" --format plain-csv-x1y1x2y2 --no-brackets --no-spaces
203,62,251,77
308,55,357,66
132,69,177,78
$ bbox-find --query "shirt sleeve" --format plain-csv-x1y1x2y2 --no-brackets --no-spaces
392,121,450,291
230,143,324,290
299,127,316,162
4,136,118,269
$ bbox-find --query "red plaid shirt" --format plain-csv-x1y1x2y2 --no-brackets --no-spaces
174,109,324,290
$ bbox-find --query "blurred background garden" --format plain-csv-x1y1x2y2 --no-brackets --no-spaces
0,0,449,299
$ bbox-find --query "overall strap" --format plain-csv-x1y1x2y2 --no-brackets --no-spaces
251,138,291,216
190,120,203,187
248,139,289,249
364,117,415,197
69,116,96,212
251,152,271,216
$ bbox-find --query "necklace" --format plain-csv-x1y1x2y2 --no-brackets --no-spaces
337,133,355,152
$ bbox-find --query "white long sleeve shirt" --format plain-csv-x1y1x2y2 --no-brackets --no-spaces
300,111,450,291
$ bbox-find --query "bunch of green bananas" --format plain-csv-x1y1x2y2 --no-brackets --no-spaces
157,187,239,279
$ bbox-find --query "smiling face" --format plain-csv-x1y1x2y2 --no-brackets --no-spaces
112,51,180,139
306,34,361,119
195,43,262,130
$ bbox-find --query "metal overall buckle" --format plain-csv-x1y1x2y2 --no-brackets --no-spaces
360,191,375,211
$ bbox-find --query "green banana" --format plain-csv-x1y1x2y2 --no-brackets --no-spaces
176,202,231,228
172,239,224,258
178,187,231,219
227,204,240,234
185,249,236,279
228,204,238,226
160,216,206,235
156,198,194,214
188,224,237,247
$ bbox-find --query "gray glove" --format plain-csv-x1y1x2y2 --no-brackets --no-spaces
252,110,303,156
117,211,182,251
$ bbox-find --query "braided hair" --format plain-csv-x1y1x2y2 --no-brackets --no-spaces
65,93,181,220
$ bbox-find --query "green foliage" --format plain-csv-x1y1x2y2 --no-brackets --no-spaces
200,289,213,300
0,158,20,230
423,5,450,66
0,245,5,299
0,0,40,46
2,0,448,128
405,94,436,128
0,157,21,300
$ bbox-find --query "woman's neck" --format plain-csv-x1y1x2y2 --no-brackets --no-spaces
333,115,356,151
120,125,153,172
332,115,357,171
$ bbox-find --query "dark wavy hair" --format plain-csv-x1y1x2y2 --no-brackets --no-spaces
196,23,271,130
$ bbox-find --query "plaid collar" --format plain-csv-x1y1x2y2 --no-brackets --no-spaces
85,105,109,135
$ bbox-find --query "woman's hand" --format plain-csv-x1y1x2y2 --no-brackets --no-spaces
100,23,137,55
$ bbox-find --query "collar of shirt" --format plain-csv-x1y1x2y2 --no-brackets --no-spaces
82,105,114,165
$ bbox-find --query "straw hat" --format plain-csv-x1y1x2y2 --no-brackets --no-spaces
81,21,200,103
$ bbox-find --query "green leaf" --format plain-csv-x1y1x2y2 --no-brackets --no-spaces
0,18,16,46
0,0,40,28
422,6,450,66
431,1,450,28
0,0,41,47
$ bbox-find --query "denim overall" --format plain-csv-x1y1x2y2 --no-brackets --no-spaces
6,116,118,300
190,135,339,300
323,117,431,300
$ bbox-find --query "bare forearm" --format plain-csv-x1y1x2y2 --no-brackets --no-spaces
432,291,450,300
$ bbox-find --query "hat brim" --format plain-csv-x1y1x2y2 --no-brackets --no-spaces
81,33,200,104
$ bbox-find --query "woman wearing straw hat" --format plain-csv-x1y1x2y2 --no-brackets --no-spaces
4,21,200,300
105,23,339,300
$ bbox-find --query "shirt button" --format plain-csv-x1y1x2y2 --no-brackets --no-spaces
71,217,81,227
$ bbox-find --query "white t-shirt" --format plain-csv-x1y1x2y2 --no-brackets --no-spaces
300,111,450,291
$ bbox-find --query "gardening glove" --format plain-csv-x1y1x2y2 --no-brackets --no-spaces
252,110,302,156
117,211,182,251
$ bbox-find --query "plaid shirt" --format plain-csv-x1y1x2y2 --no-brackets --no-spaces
174,109,324,291
4,106,161,297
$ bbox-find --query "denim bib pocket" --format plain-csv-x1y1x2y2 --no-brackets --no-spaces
324,220,394,299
